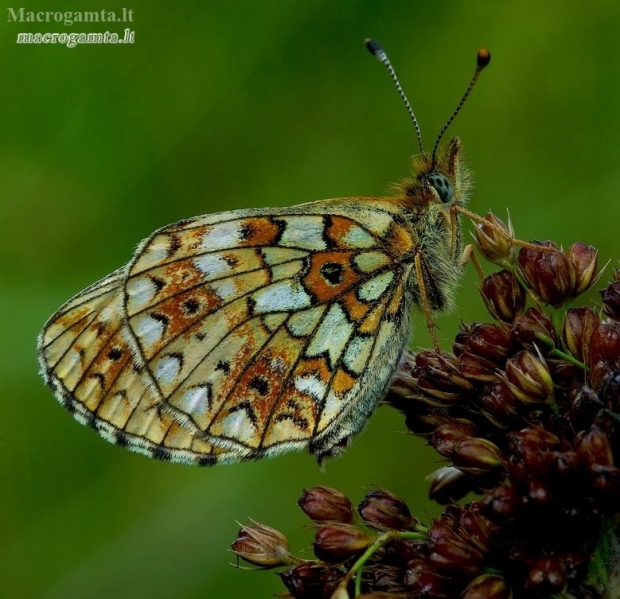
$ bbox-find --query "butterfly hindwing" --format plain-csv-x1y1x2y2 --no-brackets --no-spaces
38,198,416,464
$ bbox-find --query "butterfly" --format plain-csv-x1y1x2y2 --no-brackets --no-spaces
37,41,490,466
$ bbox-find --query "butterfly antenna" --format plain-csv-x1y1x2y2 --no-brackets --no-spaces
365,38,425,156
431,48,491,167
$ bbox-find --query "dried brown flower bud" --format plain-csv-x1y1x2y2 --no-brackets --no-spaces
478,381,522,428
473,212,514,264
458,351,500,382
568,242,598,295
517,242,576,306
428,530,485,577
462,574,513,599
486,484,522,518
504,350,554,404
562,307,599,363
416,355,475,406
575,425,614,469
589,322,620,366
601,280,620,321
481,270,525,322
452,437,504,476
431,419,478,458
298,486,353,524
468,323,514,362
459,504,498,554
524,556,567,596
427,466,473,504
510,308,556,350
358,489,417,531
313,523,373,562
231,521,293,568
280,562,341,599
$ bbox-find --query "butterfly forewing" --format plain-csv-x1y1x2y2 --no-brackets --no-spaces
38,198,417,464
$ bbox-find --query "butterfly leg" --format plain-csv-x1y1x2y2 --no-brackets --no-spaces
413,252,441,352
460,243,486,281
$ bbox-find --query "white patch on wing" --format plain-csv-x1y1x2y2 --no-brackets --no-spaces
179,385,211,415
217,410,256,439
126,275,159,313
154,354,182,387
132,313,166,351
306,303,354,367
343,335,374,375
294,374,328,400
200,221,243,251
340,225,376,248
286,305,326,337
193,254,235,279
276,216,327,250
353,251,391,274
358,271,394,302
251,280,312,313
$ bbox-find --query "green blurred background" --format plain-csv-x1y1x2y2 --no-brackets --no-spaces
2,1,620,597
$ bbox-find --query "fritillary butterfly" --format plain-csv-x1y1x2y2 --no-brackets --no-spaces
37,41,490,466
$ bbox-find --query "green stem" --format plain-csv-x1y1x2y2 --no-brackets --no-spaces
548,347,587,370
333,530,426,597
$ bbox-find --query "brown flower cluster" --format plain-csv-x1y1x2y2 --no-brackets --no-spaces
232,214,620,599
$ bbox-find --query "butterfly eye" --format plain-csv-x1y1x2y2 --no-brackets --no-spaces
427,173,454,203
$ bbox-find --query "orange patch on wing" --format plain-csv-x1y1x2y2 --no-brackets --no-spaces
382,221,416,259
302,251,360,302
215,331,305,432
340,289,371,322
358,299,388,335
387,281,405,316
238,217,282,246
332,368,356,395
325,216,370,249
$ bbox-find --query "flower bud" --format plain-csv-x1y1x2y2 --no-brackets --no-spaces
416,357,475,406
510,309,556,350
298,486,353,524
570,386,603,427
478,381,522,428
358,489,418,531
575,425,614,469
562,307,599,363
601,280,620,321
473,212,514,264
429,530,485,577
462,574,513,599
524,556,567,596
589,322,620,366
567,242,598,295
468,323,514,362
427,466,474,504
431,419,478,458
280,562,340,598
481,270,525,322
486,484,522,518
459,504,498,553
458,351,500,382
504,350,554,404
452,437,504,476
517,242,576,306
313,523,373,562
231,521,292,568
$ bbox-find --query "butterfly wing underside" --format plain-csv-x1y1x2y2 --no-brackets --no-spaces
38,199,416,465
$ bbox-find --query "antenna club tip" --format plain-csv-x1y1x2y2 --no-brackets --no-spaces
477,48,491,68
365,38,383,58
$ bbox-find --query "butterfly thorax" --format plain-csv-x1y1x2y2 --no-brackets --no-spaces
392,137,472,313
